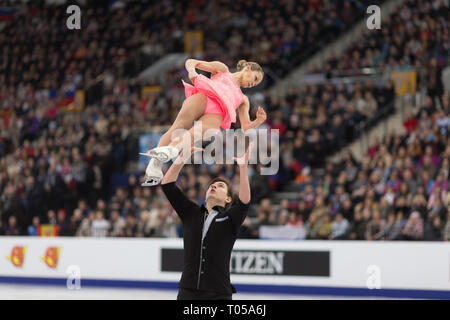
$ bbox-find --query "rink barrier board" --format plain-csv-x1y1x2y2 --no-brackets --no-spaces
0,237,449,298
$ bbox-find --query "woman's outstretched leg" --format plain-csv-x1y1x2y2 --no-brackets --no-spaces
142,113,223,187
172,113,223,148
157,92,207,147
142,92,207,186
161,113,223,167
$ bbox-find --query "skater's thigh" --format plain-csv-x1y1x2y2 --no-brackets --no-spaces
184,113,223,143
172,93,207,130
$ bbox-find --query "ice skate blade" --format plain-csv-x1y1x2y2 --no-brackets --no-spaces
141,179,161,187
139,151,169,162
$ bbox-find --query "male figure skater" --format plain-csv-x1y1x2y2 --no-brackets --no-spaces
161,144,252,300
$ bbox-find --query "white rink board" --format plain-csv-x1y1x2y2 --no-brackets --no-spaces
0,237,449,293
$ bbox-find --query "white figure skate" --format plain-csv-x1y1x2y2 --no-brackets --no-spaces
141,158,163,187
139,146,180,163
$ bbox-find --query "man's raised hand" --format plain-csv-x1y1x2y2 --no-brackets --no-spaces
232,141,254,167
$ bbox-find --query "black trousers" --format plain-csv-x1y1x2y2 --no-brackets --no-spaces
177,288,232,300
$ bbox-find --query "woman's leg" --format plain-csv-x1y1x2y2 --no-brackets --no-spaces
157,92,207,147
142,94,215,186
168,113,223,154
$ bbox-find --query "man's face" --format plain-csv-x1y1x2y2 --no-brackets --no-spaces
206,181,231,205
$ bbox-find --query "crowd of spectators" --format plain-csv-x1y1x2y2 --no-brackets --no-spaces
0,65,398,236
0,0,380,91
251,79,395,170
318,0,449,104
2,91,449,240
239,92,450,241
137,0,448,172
1,0,449,241
1,0,148,90
184,0,381,85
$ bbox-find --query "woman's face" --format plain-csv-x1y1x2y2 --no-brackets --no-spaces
241,66,263,88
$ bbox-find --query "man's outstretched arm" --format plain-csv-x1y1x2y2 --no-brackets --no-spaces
237,159,251,205
228,143,253,230
161,147,203,220
161,161,184,185
234,142,254,204
161,142,203,184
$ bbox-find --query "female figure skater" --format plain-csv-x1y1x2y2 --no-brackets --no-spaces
141,59,267,186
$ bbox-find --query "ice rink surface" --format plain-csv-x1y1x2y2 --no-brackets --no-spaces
0,284,407,300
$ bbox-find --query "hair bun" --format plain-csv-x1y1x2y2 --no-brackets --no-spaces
237,59,247,71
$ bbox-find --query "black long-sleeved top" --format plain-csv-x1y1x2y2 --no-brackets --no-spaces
161,181,249,294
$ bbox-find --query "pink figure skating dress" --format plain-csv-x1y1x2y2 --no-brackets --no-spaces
182,70,245,130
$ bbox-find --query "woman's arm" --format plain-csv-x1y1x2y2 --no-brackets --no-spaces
237,96,267,132
237,96,251,131
185,59,229,80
